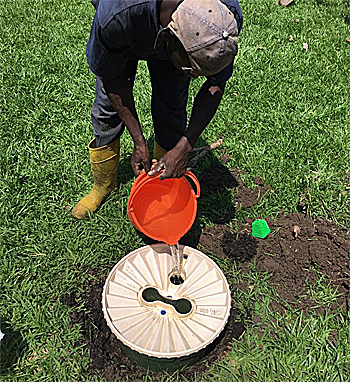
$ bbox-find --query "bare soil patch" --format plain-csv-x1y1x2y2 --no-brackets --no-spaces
65,280,245,382
64,161,350,381
200,213,350,312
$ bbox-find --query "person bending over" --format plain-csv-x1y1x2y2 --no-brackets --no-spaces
72,0,243,219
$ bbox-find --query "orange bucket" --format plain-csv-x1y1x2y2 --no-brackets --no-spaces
127,171,200,246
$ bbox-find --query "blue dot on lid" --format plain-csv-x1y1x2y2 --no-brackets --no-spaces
167,295,172,298
160,310,166,315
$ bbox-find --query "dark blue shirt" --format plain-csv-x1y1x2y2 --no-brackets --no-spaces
87,0,243,83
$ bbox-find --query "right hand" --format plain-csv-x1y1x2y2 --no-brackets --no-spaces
131,142,151,176
147,136,192,180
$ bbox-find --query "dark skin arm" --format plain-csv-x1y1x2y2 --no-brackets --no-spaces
149,80,226,179
102,75,151,176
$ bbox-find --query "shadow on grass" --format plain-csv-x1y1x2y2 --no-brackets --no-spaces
0,317,27,375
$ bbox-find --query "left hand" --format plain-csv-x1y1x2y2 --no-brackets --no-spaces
130,141,151,177
148,137,192,180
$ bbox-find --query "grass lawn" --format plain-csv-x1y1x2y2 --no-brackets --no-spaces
0,0,349,381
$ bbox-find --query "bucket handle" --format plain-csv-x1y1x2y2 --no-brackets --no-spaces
146,169,200,198
184,170,201,199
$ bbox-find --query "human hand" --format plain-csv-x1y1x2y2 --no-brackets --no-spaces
131,142,151,176
148,137,192,180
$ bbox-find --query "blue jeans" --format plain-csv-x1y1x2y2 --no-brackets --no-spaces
92,58,191,150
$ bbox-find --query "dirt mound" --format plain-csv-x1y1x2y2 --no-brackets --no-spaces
198,161,349,313
64,280,245,382
200,213,350,312
64,161,349,380
67,212,349,381
198,163,270,209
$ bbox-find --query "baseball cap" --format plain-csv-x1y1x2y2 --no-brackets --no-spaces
156,0,239,77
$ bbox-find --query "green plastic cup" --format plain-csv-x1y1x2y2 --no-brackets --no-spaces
251,219,271,239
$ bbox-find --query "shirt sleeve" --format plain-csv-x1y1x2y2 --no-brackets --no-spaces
86,14,129,78
206,63,234,85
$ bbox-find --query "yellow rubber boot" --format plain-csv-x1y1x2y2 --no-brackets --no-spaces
72,138,120,219
153,141,167,161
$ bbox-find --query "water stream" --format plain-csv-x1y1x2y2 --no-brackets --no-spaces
169,243,185,285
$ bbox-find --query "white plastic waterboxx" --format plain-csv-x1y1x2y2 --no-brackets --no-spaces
102,243,231,371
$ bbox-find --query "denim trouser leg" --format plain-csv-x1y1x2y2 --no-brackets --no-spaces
91,60,138,147
147,59,190,151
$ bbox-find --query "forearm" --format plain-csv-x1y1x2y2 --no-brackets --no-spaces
148,81,225,179
185,80,226,148
102,75,151,174
102,76,146,146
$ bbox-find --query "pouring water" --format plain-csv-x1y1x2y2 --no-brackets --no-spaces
169,243,185,285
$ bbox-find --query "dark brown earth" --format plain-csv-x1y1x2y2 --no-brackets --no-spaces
199,161,350,313
64,159,350,382
65,281,245,382
200,214,350,313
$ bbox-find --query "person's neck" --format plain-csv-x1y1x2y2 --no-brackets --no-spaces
159,0,182,27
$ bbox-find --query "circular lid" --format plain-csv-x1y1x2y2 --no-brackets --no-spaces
102,244,231,358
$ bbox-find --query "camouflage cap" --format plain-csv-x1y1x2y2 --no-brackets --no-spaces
157,0,239,77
